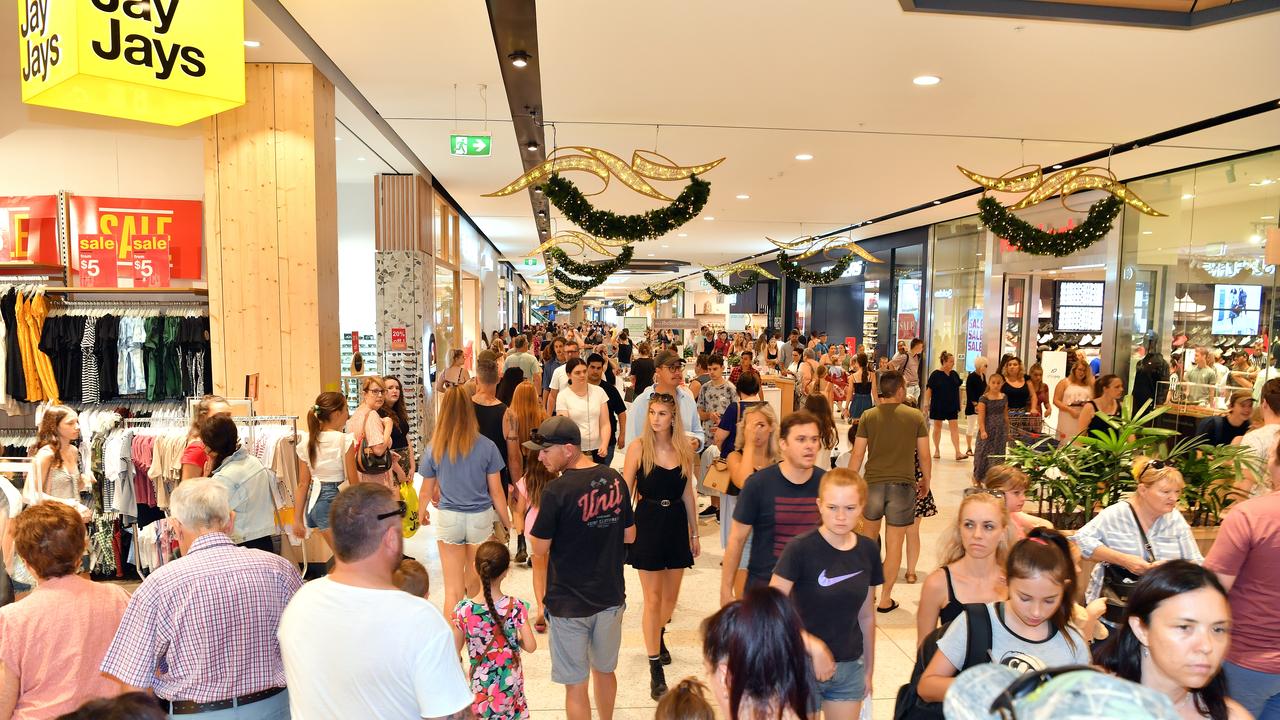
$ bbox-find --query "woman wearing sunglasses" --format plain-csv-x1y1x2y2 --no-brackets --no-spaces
916,486,1010,645
1095,560,1250,720
1070,457,1202,614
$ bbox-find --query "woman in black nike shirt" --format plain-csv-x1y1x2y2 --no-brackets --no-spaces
771,468,882,720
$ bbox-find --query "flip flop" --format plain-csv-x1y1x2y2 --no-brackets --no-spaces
876,600,900,614
905,572,918,584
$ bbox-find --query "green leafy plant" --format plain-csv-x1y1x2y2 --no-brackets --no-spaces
704,271,756,294
1162,435,1260,527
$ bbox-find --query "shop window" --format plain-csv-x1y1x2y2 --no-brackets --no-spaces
929,219,986,372
892,245,924,355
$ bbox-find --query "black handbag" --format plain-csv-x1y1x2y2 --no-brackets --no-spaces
1100,502,1154,623
356,433,393,475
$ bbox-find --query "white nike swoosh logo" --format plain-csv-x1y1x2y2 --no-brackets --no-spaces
817,570,863,587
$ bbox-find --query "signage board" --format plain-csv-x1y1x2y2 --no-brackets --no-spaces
726,313,749,332
68,195,202,282
450,134,492,157
19,0,246,125
623,316,648,336
965,309,984,372
76,234,119,287
654,317,701,331
897,313,919,341
0,195,60,265
130,235,171,288
390,327,408,351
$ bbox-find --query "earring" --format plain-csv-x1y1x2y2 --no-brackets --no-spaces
1141,646,1150,658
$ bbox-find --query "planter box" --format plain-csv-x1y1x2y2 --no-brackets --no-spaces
1191,526,1219,557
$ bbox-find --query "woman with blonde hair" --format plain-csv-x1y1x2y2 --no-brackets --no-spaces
180,394,231,481
915,489,1009,644
722,402,782,598
437,348,470,391
346,375,394,487
509,380,545,565
1053,355,1095,442
418,386,513,614
623,392,701,700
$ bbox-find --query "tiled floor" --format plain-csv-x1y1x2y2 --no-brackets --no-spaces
406,425,976,720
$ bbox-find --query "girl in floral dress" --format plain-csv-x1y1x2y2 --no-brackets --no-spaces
453,541,537,720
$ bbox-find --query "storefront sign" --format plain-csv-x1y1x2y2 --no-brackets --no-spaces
390,327,408,351
623,316,649,336
76,234,119,288
726,313,749,333
845,337,858,353
1042,350,1067,387
130,235,170,287
68,195,202,281
19,0,246,125
654,318,701,331
965,309,984,372
450,134,492,157
897,313,919,341
0,196,60,265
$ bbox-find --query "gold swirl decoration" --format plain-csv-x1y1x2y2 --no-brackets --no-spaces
484,147,726,202
527,230,629,258
958,165,1165,217
766,236,885,263
705,261,779,280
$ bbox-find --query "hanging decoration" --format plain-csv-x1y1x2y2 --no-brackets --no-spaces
485,147,724,202
959,164,1163,257
554,302,579,312
703,272,757,295
551,268,601,292
542,173,710,242
777,251,856,285
977,195,1122,257
553,285,586,306
546,245,634,283
768,235,884,263
528,230,629,257
705,261,779,279
629,281,682,305
613,302,634,315
958,165,1165,216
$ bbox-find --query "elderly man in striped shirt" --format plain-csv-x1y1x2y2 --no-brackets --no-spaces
101,479,302,719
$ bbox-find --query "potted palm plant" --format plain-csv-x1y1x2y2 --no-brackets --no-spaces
1161,434,1260,554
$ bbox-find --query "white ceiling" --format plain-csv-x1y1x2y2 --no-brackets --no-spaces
252,0,1280,290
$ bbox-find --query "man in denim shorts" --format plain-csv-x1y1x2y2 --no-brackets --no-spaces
527,417,635,720
847,370,930,615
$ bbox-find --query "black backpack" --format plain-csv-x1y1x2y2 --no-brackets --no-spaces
893,603,994,720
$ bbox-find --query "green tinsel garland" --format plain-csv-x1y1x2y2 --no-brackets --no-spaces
777,251,855,285
977,195,1122,257
629,284,682,305
703,271,757,295
553,285,586,305
543,174,710,241
554,302,578,311
551,268,602,292
547,245,634,281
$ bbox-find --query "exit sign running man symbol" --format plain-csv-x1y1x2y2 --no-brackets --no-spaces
450,134,491,157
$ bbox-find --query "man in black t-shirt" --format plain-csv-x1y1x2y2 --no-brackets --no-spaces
527,416,635,720
721,411,826,603
587,353,628,467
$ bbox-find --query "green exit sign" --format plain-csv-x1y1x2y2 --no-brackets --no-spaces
450,134,492,157
522,258,539,266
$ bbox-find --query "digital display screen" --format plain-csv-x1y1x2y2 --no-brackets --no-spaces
1055,281,1105,332
1212,285,1262,336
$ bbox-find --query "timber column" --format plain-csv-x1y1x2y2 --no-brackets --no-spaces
203,63,340,416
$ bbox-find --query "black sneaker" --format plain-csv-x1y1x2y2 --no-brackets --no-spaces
514,548,528,564
659,628,672,665
698,506,718,518
649,658,668,700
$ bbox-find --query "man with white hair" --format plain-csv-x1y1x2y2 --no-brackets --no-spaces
101,479,302,718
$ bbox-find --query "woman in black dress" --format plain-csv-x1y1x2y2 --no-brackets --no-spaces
623,393,701,700
380,375,414,484
923,351,965,461
1002,357,1032,412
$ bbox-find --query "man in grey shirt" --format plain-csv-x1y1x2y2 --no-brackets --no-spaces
504,335,541,390
1185,347,1220,405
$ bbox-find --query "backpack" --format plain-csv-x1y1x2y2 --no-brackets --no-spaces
893,603,993,720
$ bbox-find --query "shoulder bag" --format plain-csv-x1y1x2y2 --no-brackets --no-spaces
1100,502,1154,623
354,413,393,475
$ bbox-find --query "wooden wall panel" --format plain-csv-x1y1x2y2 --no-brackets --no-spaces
375,174,433,252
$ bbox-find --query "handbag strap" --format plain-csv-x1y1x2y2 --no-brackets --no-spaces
1126,501,1156,562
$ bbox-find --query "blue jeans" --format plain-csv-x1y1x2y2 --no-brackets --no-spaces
1223,661,1280,720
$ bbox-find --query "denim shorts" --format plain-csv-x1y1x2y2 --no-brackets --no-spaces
436,508,496,545
548,604,625,685
306,483,341,530
812,657,867,706
864,481,917,527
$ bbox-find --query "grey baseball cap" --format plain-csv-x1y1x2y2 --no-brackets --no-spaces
654,350,685,368
522,416,581,451
944,663,1180,720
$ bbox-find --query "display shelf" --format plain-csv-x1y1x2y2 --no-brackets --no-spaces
0,263,65,275
45,286,209,295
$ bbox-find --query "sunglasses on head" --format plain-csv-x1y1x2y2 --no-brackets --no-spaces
963,487,1005,499
1138,458,1171,480
651,392,676,404
375,500,408,521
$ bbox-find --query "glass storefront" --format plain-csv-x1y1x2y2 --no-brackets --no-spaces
929,218,986,372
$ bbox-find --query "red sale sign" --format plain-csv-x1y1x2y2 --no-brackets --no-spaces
76,235,120,288
131,236,171,288
0,196,61,265
67,195,202,280
390,327,408,351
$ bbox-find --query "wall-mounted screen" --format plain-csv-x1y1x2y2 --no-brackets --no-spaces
1212,284,1262,335
1055,281,1104,332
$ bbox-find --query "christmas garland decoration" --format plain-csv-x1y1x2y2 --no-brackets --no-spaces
546,245,634,284
553,285,586,306
777,251,855,285
977,195,1122,257
629,284,682,305
551,268,602,292
703,272,757,295
543,174,711,242
554,302,578,311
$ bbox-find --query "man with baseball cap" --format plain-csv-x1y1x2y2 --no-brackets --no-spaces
526,416,635,720
627,350,704,453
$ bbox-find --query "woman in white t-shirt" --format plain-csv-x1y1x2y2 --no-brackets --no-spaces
294,391,357,551
555,358,611,459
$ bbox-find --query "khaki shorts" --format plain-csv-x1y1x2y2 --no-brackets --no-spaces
863,482,916,528
548,604,625,685
436,508,496,545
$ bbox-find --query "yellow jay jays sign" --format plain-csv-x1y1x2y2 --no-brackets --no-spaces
18,0,245,126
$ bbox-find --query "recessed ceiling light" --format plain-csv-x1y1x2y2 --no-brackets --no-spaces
335,136,341,141
533,187,543,194
508,51,531,68
1250,179,1276,187
1250,234,1264,245
1051,164,1063,170
243,40,261,48
525,141,538,151
912,75,941,86
1263,215,1276,220
678,233,688,237
661,244,669,248
1142,231,1153,235
794,153,814,161
1181,193,1196,200
704,216,715,221
932,200,941,205
357,157,366,162
735,194,750,200
648,253,655,257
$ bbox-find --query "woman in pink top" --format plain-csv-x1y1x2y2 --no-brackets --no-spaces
180,395,232,481
980,464,1051,540
346,376,394,488
0,503,130,719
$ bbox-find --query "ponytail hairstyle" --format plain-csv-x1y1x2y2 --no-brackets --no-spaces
654,678,716,720
32,405,76,470
702,586,811,720
474,540,521,669
1006,527,1078,651
1095,560,1230,720
189,395,230,440
306,392,347,466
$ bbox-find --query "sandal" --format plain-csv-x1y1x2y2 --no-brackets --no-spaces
876,599,900,614
905,572,918,584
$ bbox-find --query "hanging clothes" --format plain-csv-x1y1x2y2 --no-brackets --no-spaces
27,292,59,403
82,318,100,405
2,290,24,402
95,314,120,401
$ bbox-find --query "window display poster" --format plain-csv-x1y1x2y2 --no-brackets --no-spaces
67,195,203,280
965,309,984,372
1212,284,1262,336
1042,351,1068,387
897,313,919,341
727,313,750,332
0,196,61,265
